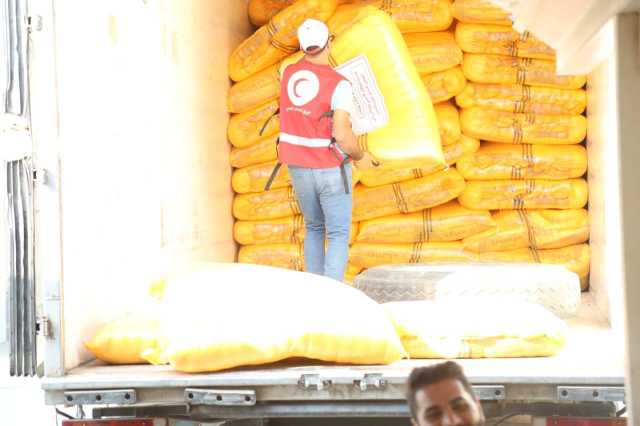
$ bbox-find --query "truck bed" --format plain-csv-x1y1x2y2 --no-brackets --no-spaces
42,294,624,406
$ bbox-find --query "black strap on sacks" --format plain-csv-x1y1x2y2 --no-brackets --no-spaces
263,107,281,192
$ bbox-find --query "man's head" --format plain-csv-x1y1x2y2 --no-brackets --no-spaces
297,18,331,59
408,362,485,426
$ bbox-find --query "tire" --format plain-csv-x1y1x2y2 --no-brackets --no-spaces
354,263,581,318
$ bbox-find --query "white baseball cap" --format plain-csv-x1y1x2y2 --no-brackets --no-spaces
297,18,330,54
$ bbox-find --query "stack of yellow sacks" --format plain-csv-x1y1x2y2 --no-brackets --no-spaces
233,0,590,289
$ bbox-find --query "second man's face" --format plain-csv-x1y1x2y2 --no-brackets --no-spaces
411,378,485,426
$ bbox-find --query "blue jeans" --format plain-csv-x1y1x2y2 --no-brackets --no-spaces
289,163,353,282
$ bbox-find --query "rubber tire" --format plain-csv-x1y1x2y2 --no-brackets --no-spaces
354,263,581,318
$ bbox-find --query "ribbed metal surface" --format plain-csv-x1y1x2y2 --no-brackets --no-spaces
1,0,28,116
7,158,36,376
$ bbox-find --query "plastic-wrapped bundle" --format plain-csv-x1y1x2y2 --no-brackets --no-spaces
434,101,461,145
228,64,281,114
248,0,297,26
478,244,590,289
451,0,512,25
455,23,555,60
85,314,159,364
360,135,479,187
457,143,587,180
230,135,279,169
350,242,475,269
458,179,588,210
234,217,359,245
421,67,467,103
353,168,466,221
228,100,280,148
356,201,494,243
405,32,463,74
460,108,587,145
463,209,589,252
233,187,300,220
232,161,291,194
456,83,587,115
229,0,338,82
462,54,587,89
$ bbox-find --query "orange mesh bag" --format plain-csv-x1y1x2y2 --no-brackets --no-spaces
232,162,291,194
455,83,587,115
353,168,466,221
457,143,587,180
228,64,281,114
451,0,512,25
478,244,590,290
359,135,479,187
228,100,280,148
233,187,300,221
434,101,461,145
421,67,467,103
229,0,339,82
356,200,494,243
463,209,589,252
455,23,555,60
234,217,359,245
230,135,279,169
462,54,586,89
460,108,587,145
458,179,588,210
349,242,476,269
405,32,463,74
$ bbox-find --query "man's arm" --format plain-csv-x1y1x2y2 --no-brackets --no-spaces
333,109,364,160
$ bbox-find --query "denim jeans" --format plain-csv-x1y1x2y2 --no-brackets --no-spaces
288,163,353,282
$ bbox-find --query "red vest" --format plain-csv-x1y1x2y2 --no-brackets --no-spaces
278,60,348,168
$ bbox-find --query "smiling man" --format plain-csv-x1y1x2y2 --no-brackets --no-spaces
408,362,485,426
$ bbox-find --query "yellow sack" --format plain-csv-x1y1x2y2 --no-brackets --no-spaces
229,0,338,82
378,0,453,33
232,161,291,194
457,143,588,180
234,217,359,245
463,209,589,252
344,263,364,285
228,100,280,148
248,0,297,26
421,66,467,103
451,0,512,25
458,179,588,210
144,263,405,372
456,83,587,115
356,200,494,243
405,32,463,74
239,243,305,271
230,135,279,169
360,135,479,187
434,101,461,145
455,23,555,60
350,241,476,269
460,108,587,145
329,7,444,169
233,187,300,220
385,300,567,358
228,63,280,114
463,53,587,89
478,244,590,289
85,314,159,364
353,168,466,221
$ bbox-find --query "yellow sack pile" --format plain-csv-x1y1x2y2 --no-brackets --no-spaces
463,209,589,252
233,187,300,221
350,242,475,269
344,263,364,285
360,135,479,187
353,168,466,221
143,263,405,372
229,0,339,82
356,201,494,243
457,143,587,180
460,108,587,145
239,243,305,270
385,300,567,358
248,0,296,26
451,0,512,25
463,53,586,89
459,179,588,210
228,63,281,114
455,23,555,60
232,161,291,194
228,100,280,148
434,101,461,145
235,217,359,245
330,7,444,169
85,314,159,365
405,32,463,74
456,83,587,115
230,135,279,169
378,0,453,33
421,66,467,103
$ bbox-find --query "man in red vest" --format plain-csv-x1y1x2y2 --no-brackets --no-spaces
278,18,363,281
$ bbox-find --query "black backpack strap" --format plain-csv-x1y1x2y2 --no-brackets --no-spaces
264,137,281,191
328,138,351,195
260,107,280,137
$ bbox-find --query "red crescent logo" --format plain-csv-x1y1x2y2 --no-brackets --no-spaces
293,78,308,98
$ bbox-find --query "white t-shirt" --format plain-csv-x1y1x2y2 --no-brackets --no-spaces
331,80,354,114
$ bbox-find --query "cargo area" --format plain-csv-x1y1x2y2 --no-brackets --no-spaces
29,0,630,402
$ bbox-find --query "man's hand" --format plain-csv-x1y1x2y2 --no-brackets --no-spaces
333,109,364,160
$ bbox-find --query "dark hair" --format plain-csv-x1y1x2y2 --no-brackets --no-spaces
407,361,476,419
